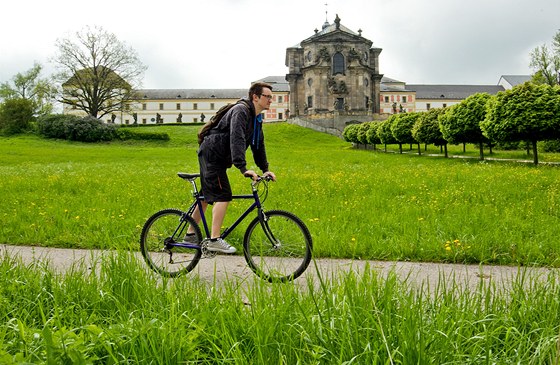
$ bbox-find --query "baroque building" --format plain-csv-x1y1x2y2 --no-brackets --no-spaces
285,15,383,132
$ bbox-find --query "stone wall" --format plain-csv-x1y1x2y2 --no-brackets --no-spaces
289,113,386,138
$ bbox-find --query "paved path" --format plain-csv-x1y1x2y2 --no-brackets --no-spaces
2,244,556,293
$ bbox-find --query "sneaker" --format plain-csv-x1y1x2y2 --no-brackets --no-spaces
206,238,237,254
183,233,199,244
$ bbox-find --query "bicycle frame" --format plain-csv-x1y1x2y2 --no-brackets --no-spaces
173,176,273,250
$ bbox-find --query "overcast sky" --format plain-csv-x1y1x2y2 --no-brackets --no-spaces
1,0,558,90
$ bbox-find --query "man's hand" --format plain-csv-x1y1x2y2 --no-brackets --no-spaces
243,170,259,181
263,171,276,182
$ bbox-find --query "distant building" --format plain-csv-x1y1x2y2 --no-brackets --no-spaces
62,14,532,131
64,80,289,125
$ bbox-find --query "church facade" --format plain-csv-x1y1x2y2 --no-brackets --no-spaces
286,15,382,125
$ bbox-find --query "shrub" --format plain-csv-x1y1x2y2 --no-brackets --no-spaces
541,139,560,152
65,116,117,142
0,98,35,135
116,128,170,141
37,114,80,139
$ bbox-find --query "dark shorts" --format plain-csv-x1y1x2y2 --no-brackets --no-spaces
198,148,232,204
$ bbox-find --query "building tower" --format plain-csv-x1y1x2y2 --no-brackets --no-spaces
285,14,383,132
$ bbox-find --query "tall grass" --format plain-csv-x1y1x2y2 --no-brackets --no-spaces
0,252,558,363
1,124,560,266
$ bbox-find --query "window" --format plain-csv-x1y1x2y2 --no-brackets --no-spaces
333,52,345,75
426,103,431,110
176,103,180,110
210,103,215,110
142,118,147,124
142,103,146,110
278,112,283,120
307,96,313,108
384,96,390,103
159,103,164,110
336,98,344,110
443,103,447,108
193,103,198,110
193,118,198,123
365,97,369,109
278,96,283,103
402,96,407,103
125,119,129,125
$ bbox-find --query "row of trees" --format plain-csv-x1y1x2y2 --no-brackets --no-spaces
343,82,560,164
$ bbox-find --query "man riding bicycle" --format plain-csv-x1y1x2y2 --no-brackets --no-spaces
188,82,277,253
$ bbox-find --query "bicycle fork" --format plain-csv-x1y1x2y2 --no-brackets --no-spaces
258,210,281,249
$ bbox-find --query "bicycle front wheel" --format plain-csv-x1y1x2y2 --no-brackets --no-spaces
140,208,202,277
243,210,312,282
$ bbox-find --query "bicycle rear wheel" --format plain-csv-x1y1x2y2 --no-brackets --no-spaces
243,210,312,282
140,208,202,277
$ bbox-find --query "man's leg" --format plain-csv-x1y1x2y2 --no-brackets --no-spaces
187,201,208,235
211,201,229,238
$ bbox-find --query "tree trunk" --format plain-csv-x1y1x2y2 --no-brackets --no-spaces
384,144,387,152
532,140,539,165
463,143,466,153
399,143,403,154
444,144,448,158
479,142,484,161
417,143,421,155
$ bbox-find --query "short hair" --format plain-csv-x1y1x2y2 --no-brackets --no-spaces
249,82,273,100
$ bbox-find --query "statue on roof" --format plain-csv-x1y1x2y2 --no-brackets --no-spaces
334,14,341,29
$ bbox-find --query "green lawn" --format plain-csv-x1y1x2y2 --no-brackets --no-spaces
1,123,560,266
2,124,560,363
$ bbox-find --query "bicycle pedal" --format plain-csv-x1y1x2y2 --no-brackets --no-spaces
200,239,217,258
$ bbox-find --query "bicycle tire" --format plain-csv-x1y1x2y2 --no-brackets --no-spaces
243,210,313,282
140,208,202,277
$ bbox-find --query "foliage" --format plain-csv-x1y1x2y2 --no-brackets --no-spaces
377,117,398,144
412,107,447,146
115,128,170,141
481,83,560,143
342,123,360,143
356,122,374,144
2,124,560,266
36,114,116,142
439,93,491,144
530,30,560,86
0,98,35,135
65,116,117,142
0,63,57,116
52,25,147,118
366,122,381,144
0,255,559,363
37,114,81,139
390,112,420,144
541,139,560,153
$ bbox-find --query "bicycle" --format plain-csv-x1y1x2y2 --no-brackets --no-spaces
139,172,313,282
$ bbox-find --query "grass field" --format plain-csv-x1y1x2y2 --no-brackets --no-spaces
2,123,560,363
1,123,560,266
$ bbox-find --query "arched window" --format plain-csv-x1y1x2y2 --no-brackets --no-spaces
333,52,345,75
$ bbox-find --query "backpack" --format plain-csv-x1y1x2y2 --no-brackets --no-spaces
197,99,250,144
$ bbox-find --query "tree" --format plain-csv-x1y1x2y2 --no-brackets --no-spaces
342,123,360,143
481,82,560,165
52,25,146,118
390,112,420,154
439,93,491,160
530,30,560,86
0,63,57,116
0,98,35,135
377,117,398,152
412,107,448,156
365,122,381,149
